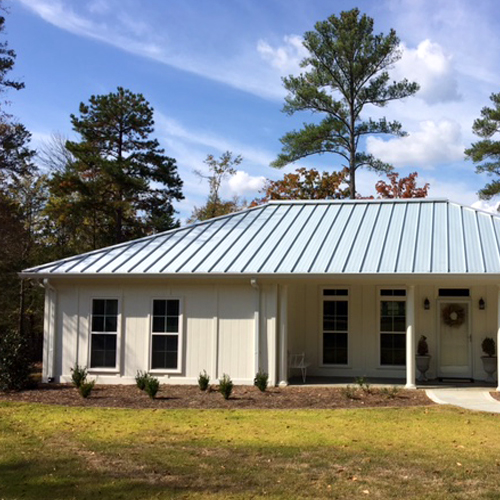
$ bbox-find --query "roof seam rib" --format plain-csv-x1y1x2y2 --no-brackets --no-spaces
394,203,408,272
358,203,381,273
222,205,279,273
308,204,343,273
376,203,395,273
324,204,356,273
460,206,468,273
411,202,422,273
341,204,369,273
275,205,318,273
242,204,295,273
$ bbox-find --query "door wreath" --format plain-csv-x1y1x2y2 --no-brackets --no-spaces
442,304,465,328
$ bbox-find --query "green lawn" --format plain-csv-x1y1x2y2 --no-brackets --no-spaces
1,402,499,499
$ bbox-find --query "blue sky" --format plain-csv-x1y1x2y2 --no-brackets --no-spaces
6,0,500,220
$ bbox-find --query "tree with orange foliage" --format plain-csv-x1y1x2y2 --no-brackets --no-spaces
375,172,429,199
251,167,348,205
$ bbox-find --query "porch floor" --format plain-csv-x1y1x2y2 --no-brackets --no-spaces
287,376,497,390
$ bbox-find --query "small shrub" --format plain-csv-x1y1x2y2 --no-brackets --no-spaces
341,385,360,400
380,386,400,399
355,376,372,394
254,370,268,392
71,364,88,389
145,376,160,399
0,329,33,392
198,370,210,391
135,370,150,391
78,379,95,398
482,337,496,357
417,335,429,356
219,373,233,400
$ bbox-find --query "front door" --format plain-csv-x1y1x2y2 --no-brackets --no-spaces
438,301,472,379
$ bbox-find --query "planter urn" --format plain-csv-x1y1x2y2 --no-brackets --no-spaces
416,355,431,382
481,356,497,382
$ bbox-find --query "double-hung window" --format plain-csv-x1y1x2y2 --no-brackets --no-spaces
322,289,348,365
151,299,182,371
380,289,406,366
90,298,119,368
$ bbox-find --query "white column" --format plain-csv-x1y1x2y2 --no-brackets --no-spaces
496,286,500,391
405,285,416,389
278,285,288,387
251,279,260,376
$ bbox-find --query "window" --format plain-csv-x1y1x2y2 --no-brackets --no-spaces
380,291,406,366
151,299,181,370
438,288,469,297
90,299,118,368
322,289,348,365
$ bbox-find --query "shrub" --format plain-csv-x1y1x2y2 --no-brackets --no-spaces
218,373,233,400
79,379,95,398
71,364,88,389
417,335,429,356
198,370,210,391
380,386,400,399
253,370,268,392
482,337,496,357
341,385,360,400
145,376,160,399
135,370,150,391
0,329,33,392
355,376,372,394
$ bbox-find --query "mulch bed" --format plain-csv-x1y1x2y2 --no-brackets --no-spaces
0,383,433,410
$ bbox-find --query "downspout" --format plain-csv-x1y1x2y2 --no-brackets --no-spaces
40,279,57,382
250,279,260,377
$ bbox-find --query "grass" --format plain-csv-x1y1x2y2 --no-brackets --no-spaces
1,403,500,499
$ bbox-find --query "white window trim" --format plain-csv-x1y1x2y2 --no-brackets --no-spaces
319,286,351,368
148,296,184,375
88,296,121,374
377,287,407,369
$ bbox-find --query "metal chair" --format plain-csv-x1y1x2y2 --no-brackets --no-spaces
288,352,311,383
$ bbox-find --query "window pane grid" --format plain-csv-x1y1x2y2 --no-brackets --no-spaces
90,299,118,369
323,299,348,365
380,299,406,366
151,299,180,370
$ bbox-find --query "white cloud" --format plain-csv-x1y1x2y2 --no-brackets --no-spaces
155,112,274,168
17,0,285,100
227,171,266,195
366,120,464,169
257,35,306,74
393,40,460,105
471,199,500,214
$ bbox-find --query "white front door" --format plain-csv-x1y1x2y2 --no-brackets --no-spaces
438,301,472,379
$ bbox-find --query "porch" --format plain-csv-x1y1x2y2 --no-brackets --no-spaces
269,280,500,389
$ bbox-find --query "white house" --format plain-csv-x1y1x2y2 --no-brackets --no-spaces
21,199,500,389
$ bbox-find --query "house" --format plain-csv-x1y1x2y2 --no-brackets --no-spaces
21,199,500,389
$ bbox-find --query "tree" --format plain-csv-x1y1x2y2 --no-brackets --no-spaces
45,87,184,253
465,92,500,200
189,151,244,222
251,167,348,205
375,172,429,199
272,8,419,198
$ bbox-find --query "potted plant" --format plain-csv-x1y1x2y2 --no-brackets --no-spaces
481,337,497,382
416,335,431,382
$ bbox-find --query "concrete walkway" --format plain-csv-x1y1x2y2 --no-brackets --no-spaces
426,387,500,413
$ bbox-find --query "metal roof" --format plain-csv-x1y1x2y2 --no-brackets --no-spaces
21,199,500,277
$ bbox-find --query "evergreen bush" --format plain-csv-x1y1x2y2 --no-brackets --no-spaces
71,364,88,388
144,376,160,399
0,329,32,391
198,370,210,391
79,379,95,398
218,373,233,400
135,370,150,391
253,370,268,392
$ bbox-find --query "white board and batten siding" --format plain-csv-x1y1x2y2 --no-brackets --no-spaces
44,281,275,385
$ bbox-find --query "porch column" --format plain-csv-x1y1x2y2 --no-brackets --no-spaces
405,285,416,389
278,285,288,387
497,286,500,391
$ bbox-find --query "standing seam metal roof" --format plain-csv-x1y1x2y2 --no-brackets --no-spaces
21,199,500,276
